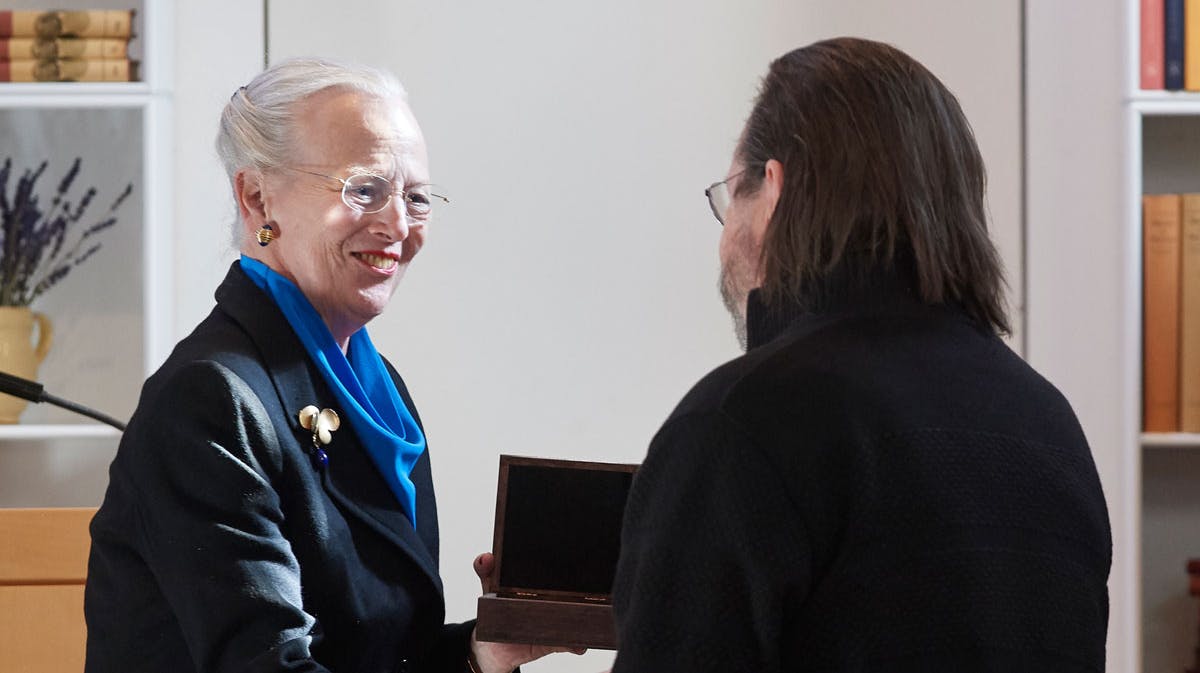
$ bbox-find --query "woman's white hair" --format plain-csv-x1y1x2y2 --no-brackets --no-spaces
215,56,407,183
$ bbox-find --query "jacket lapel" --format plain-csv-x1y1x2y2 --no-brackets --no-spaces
212,262,443,594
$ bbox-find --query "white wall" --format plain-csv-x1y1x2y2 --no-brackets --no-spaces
257,3,1022,672
1024,2,1130,672
173,1,266,337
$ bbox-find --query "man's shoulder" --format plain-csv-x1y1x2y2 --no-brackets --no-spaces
666,332,821,425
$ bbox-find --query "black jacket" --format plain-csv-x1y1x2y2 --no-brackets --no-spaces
612,277,1112,672
85,263,472,673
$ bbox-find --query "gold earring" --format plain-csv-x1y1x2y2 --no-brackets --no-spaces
256,223,276,246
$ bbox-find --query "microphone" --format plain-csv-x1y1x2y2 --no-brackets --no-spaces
0,369,127,431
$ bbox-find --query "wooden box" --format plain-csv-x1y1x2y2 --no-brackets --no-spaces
475,455,638,650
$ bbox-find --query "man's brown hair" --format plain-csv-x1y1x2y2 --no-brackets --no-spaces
737,37,1010,334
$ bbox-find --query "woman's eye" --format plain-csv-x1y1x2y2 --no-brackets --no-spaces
351,185,379,202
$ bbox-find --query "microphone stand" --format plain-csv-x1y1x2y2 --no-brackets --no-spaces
0,370,126,432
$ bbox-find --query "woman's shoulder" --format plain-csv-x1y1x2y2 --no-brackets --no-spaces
134,304,291,427
158,307,267,377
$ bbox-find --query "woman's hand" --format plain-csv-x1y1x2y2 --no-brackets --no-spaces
469,553,585,673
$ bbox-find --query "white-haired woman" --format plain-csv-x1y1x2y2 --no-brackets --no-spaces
84,58,565,673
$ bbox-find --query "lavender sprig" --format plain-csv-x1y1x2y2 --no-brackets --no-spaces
0,157,132,306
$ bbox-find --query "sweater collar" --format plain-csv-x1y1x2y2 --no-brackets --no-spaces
744,260,925,350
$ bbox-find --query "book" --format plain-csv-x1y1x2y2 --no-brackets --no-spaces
0,58,136,82
0,37,128,61
0,10,133,39
1182,195,1200,431
1189,0,1200,89
1143,194,1182,433
1144,0,1166,89
1168,0,1186,90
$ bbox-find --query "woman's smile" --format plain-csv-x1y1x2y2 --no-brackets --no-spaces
351,250,400,273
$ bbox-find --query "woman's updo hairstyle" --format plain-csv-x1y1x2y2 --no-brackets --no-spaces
215,57,406,186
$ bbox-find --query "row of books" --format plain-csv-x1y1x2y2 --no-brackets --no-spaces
1143,194,1200,433
0,9,136,82
1140,0,1200,90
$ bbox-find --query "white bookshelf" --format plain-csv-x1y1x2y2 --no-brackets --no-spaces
0,2,172,503
1123,3,1200,672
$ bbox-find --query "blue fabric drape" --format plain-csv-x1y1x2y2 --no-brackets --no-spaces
240,255,425,524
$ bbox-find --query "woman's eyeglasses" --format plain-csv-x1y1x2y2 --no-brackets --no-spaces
281,167,449,217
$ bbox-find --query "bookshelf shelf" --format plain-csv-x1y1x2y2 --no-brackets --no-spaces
0,82,151,96
1142,432,1200,448
1130,98,1200,115
0,424,120,440
0,83,154,109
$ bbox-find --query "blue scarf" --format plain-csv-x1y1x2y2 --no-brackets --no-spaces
239,255,426,525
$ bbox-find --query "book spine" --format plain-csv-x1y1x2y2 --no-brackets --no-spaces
0,59,134,82
1183,195,1200,431
0,37,128,61
1189,0,1200,89
1144,194,1183,433
1145,0,1167,89
0,10,133,39
1168,0,1187,90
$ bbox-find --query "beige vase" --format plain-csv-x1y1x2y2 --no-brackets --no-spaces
0,307,53,423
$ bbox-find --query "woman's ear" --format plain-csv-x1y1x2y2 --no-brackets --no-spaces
234,168,268,232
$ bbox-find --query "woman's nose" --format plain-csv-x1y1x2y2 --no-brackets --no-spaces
375,195,410,241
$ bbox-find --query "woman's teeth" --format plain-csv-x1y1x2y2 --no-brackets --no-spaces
354,253,397,270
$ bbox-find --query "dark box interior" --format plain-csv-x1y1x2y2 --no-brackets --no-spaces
476,455,638,649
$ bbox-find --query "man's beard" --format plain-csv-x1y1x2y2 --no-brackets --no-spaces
719,265,749,352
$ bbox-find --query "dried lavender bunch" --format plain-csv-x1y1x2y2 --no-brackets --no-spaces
0,157,132,306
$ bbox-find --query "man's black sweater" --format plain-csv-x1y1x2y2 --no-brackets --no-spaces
612,279,1111,673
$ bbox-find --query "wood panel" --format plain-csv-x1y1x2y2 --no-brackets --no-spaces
0,584,86,672
0,507,95,673
0,507,94,584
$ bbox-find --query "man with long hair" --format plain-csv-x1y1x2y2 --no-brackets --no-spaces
612,38,1111,673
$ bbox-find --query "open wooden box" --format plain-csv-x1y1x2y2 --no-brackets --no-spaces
475,455,638,650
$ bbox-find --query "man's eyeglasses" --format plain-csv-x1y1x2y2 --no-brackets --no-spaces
704,168,748,226
281,167,449,217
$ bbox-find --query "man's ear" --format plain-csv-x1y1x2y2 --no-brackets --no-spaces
234,168,269,233
753,158,785,240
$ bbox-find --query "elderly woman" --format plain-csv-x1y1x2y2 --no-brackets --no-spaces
83,58,556,673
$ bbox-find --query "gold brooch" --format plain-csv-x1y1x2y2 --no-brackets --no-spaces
298,405,340,447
